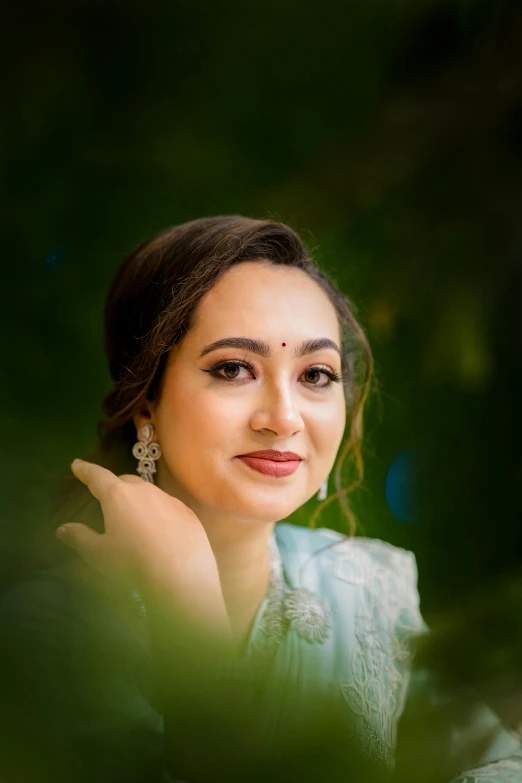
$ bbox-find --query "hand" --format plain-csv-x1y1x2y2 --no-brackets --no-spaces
56,459,228,629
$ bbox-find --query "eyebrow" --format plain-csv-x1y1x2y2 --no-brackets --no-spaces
199,337,341,359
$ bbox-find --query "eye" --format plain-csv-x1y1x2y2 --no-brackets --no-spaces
203,360,343,387
204,360,255,382
302,366,343,387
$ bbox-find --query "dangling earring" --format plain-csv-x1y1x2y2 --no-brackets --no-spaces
132,423,161,484
317,476,328,501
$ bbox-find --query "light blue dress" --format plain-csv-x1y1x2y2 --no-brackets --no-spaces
256,523,522,783
1,521,521,783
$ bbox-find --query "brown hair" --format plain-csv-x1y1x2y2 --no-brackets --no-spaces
45,215,373,565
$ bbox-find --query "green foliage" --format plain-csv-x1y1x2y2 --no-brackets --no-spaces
2,4,522,748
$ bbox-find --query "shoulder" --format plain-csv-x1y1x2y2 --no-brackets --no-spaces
0,567,116,673
275,522,424,631
0,564,138,659
0,566,152,703
275,522,418,583
0,567,81,629
0,569,94,694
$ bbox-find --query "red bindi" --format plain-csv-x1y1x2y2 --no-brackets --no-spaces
282,342,286,346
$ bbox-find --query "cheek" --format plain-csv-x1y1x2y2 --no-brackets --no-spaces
157,386,241,461
312,400,347,454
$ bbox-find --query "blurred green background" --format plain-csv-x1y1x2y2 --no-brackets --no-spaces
2,0,522,630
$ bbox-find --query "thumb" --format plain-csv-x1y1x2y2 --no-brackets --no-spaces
119,474,145,484
56,523,102,560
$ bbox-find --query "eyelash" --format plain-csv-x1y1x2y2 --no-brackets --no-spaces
203,359,343,388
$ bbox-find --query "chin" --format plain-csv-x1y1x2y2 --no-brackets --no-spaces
237,494,303,521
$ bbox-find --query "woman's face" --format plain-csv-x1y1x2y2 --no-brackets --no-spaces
138,261,347,525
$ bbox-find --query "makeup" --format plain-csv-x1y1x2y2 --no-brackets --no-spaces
236,456,301,478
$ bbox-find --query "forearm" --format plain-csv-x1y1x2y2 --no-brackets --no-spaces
136,541,234,643
138,565,243,782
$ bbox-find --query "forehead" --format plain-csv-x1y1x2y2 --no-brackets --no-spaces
191,261,341,340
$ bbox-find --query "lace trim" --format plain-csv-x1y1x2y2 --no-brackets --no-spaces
244,529,330,655
323,532,423,767
216,530,332,684
249,578,331,656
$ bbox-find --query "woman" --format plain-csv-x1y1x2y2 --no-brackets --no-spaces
0,216,520,783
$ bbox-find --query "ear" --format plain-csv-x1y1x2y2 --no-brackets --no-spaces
132,402,155,438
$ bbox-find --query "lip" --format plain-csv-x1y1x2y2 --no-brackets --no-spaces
236,456,301,478
237,450,303,462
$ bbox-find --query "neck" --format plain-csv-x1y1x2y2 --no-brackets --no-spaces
205,520,274,597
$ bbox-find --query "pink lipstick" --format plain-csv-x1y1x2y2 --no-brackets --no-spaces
236,450,303,478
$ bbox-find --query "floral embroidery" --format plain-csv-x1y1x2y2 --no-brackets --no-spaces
319,530,424,767
283,587,331,643
250,578,289,655
246,532,333,659
251,577,332,654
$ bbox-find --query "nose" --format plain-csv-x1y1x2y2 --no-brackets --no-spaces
249,382,304,437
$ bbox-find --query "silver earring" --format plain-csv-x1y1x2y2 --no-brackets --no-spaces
317,476,328,501
132,423,161,484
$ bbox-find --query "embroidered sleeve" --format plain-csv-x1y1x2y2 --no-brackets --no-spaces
321,530,424,768
319,530,522,778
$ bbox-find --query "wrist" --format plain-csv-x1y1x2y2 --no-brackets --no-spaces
136,552,234,649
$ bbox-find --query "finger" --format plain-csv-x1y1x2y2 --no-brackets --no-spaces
71,459,121,502
119,474,145,484
56,523,102,559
